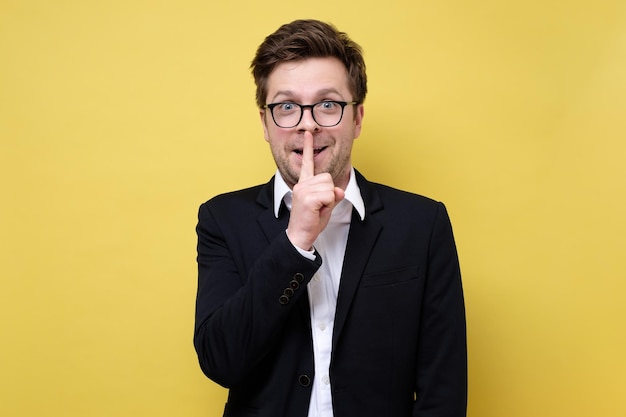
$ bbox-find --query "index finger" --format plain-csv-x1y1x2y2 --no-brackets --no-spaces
299,133,314,182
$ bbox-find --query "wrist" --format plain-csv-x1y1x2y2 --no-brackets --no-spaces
286,228,314,252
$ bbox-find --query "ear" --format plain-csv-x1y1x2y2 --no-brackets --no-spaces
353,104,364,139
259,109,270,142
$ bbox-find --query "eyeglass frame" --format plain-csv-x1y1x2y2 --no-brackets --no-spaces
263,100,358,128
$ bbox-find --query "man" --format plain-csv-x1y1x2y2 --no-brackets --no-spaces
194,19,467,417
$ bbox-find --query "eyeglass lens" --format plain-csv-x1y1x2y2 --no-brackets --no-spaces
271,101,346,128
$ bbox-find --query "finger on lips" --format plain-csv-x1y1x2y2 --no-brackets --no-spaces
299,134,315,182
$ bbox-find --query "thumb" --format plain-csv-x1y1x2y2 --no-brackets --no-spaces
334,187,345,203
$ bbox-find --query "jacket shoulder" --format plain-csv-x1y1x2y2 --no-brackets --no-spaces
198,182,270,217
203,183,264,205
355,170,442,214
371,181,438,203
364,179,444,218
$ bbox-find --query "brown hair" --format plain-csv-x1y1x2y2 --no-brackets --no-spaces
250,19,367,108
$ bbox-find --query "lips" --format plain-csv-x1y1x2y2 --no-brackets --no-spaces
294,146,327,155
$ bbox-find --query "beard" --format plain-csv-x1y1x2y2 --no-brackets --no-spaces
271,141,353,189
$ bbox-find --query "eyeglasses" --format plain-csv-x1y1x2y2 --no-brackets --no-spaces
263,100,357,128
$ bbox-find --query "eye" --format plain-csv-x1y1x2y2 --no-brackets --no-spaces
316,101,340,114
277,103,297,112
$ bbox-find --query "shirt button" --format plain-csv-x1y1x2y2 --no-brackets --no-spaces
318,323,326,331
313,274,321,282
322,375,330,385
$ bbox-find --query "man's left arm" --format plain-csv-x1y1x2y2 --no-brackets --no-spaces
413,202,467,417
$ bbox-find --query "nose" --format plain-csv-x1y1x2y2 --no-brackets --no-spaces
297,107,320,132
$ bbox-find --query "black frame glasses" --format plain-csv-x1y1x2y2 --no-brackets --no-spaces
263,100,357,128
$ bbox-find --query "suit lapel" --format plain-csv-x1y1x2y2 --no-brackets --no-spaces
256,176,289,242
332,172,383,351
257,205,289,245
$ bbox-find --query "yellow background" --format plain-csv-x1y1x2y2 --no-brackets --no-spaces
1,1,625,416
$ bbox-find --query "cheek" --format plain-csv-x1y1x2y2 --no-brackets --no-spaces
267,133,290,156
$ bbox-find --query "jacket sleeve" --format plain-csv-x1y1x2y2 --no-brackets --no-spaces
413,202,467,416
193,201,321,388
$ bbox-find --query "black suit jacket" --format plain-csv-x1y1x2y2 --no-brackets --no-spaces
194,170,467,417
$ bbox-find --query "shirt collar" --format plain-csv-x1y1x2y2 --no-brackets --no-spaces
273,167,366,221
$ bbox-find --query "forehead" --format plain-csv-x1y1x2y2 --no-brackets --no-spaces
266,57,351,101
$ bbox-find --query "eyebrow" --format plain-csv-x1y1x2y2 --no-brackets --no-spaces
270,88,345,102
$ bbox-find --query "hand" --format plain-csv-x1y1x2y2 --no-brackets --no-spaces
286,133,345,250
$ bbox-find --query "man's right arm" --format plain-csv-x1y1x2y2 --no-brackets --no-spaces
193,201,321,388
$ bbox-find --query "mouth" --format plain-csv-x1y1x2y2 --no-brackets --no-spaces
294,146,328,156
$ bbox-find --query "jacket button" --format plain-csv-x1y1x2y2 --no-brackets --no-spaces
299,374,311,387
293,273,304,283
279,295,289,305
289,280,300,290
284,287,294,297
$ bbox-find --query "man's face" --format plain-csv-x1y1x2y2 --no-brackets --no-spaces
260,57,364,190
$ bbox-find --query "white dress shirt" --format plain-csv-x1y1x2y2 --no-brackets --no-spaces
274,168,365,417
